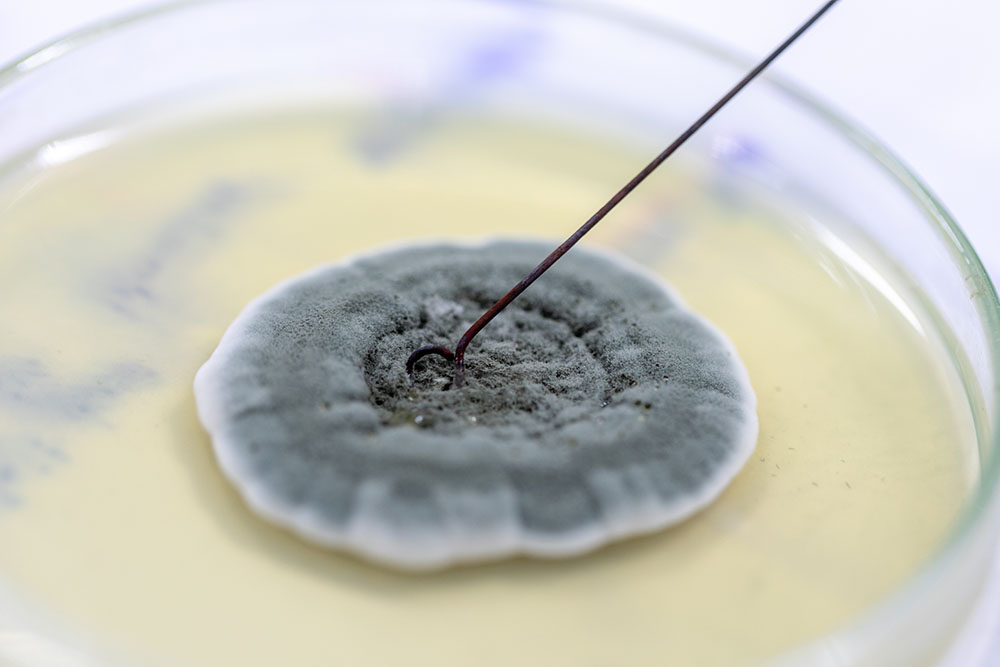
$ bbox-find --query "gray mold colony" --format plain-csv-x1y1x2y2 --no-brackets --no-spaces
194,241,758,569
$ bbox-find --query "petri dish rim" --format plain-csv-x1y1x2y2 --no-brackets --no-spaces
0,0,998,660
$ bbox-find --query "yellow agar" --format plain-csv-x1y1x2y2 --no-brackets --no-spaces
0,110,976,666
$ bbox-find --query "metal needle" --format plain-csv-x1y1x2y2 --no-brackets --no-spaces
408,0,841,387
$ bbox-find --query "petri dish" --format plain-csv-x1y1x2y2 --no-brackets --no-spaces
0,1,997,665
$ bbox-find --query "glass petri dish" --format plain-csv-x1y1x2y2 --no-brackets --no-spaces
0,1,997,665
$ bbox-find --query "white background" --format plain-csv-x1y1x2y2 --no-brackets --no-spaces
1,0,998,662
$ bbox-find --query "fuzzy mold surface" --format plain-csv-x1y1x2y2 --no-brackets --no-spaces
194,240,758,569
